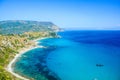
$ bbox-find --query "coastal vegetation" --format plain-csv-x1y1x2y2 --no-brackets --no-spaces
0,20,59,80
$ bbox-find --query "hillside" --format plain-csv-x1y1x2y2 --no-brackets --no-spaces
0,20,59,34
0,20,59,80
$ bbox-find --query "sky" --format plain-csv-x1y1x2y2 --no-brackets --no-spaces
0,0,120,30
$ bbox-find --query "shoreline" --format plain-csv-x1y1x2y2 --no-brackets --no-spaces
6,37,47,80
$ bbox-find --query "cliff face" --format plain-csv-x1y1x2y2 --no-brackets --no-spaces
0,20,60,34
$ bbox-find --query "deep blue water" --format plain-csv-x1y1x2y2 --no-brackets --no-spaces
13,30,120,80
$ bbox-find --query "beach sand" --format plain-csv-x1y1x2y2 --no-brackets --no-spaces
6,38,47,80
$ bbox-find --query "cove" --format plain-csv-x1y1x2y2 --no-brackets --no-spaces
13,30,120,80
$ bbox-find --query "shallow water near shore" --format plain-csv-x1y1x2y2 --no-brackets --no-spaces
13,30,120,80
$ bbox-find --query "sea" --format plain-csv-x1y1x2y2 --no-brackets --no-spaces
13,30,120,80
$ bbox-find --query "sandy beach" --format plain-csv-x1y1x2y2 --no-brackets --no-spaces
6,38,47,80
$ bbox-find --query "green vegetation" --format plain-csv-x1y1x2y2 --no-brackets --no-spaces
0,20,59,80
0,20,59,34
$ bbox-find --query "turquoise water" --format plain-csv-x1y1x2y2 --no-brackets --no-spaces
14,31,120,80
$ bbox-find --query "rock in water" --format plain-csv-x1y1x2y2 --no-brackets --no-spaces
96,64,104,67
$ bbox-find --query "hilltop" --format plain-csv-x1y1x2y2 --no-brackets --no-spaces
0,20,59,34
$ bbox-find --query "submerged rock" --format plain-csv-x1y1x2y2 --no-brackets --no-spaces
96,64,104,67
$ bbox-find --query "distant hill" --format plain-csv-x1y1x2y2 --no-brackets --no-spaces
0,20,59,34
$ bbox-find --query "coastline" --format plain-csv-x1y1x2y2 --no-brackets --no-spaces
6,37,47,80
